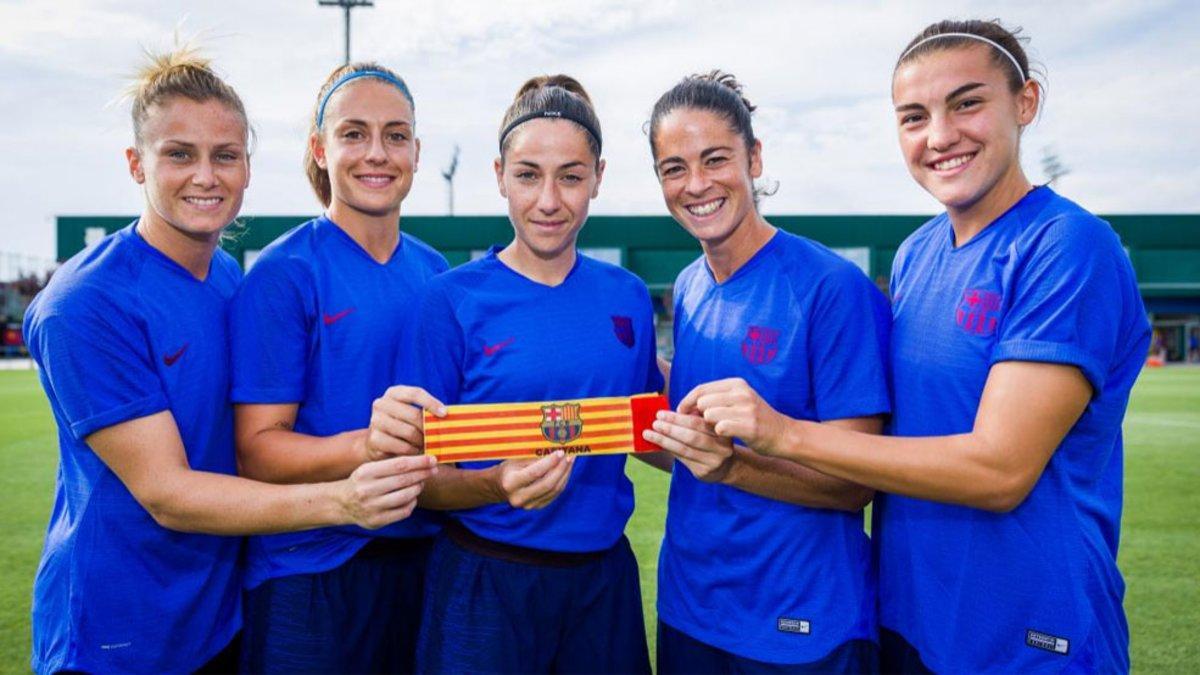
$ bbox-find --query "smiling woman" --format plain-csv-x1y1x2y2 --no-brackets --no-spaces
125,49,251,276
718,20,1151,674
891,25,1041,243
227,61,449,673
642,71,890,673
21,46,436,675
129,97,248,256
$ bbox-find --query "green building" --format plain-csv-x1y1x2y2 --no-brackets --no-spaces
56,213,1200,361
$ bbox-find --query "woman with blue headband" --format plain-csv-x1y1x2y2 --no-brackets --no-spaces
23,48,436,674
229,61,449,673
681,20,1148,672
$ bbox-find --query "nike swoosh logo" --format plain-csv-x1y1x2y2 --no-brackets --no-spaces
163,343,189,367
323,308,355,325
483,337,514,356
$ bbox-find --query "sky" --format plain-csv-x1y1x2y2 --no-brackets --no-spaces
1,0,1197,265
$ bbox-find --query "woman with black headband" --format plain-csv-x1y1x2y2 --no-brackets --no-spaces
398,75,660,673
228,62,449,672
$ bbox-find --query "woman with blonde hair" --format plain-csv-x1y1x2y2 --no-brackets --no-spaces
22,47,434,674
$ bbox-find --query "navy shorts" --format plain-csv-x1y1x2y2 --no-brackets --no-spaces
658,620,878,674
239,536,433,674
195,632,239,674
416,524,651,674
878,627,932,674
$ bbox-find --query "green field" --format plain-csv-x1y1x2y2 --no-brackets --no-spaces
1,368,1197,673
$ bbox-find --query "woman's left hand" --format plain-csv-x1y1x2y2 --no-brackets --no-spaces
677,377,789,456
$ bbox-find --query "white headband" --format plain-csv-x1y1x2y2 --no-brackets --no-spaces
899,32,1026,81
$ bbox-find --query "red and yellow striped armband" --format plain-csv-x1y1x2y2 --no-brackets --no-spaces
423,393,668,462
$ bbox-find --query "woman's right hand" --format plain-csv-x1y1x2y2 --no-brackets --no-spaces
339,454,438,529
494,451,575,509
358,385,447,462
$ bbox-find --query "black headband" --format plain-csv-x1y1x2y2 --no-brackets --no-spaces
498,109,603,155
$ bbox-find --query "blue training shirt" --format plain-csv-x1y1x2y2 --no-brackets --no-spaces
658,230,892,664
229,216,448,589
876,186,1149,673
411,247,662,552
24,223,243,674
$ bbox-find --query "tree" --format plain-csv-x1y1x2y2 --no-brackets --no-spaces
1041,146,1070,185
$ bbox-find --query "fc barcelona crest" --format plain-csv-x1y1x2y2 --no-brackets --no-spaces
540,403,584,443
956,289,1002,337
741,325,780,365
611,315,635,348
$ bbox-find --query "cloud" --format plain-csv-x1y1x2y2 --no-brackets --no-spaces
1,0,1196,259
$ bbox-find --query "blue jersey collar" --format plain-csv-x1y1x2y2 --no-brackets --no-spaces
702,228,783,286
486,244,585,289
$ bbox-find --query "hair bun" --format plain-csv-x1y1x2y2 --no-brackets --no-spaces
126,42,248,149
699,70,756,113
514,74,593,106
499,74,602,160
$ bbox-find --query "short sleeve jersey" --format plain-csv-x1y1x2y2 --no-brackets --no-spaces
658,230,892,664
24,223,243,674
228,216,448,588
877,186,1150,672
411,248,662,552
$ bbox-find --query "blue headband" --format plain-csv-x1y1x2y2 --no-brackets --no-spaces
315,70,414,129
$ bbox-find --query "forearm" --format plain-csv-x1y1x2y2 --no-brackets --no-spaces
146,470,345,535
777,420,1018,511
418,464,505,510
722,446,872,511
238,428,364,484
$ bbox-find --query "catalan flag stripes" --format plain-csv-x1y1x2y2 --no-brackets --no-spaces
423,395,666,462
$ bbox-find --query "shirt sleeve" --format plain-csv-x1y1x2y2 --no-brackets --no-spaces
32,307,169,440
991,216,1128,394
432,252,451,274
227,256,314,403
807,264,893,421
411,282,466,405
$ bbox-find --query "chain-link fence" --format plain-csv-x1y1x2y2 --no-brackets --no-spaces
0,251,56,283
1,251,56,361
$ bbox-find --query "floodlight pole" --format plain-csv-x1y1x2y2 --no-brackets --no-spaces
442,145,461,216
318,0,375,65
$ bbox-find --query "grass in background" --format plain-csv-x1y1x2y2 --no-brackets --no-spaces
1,368,1197,672
1117,368,1200,673
0,370,57,674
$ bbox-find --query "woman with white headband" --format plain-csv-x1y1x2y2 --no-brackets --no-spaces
674,19,1148,672
229,62,449,672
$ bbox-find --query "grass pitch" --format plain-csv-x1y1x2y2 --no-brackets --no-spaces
1,367,1197,672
